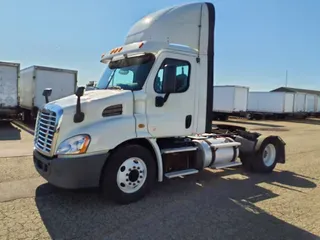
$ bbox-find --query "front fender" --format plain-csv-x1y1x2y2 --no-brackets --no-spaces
57,115,136,154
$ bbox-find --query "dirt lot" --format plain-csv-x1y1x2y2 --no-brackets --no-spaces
0,119,319,240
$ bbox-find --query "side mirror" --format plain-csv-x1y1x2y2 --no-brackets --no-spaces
75,86,85,97
42,88,52,97
155,96,165,107
74,86,85,123
42,88,52,104
162,64,176,93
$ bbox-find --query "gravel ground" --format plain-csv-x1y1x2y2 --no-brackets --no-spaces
0,119,319,240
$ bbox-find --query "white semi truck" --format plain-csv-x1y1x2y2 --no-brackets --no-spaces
33,2,286,204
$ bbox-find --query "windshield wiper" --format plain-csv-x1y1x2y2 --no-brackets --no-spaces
107,86,122,90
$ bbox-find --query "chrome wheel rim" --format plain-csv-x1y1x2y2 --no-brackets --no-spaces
116,157,147,194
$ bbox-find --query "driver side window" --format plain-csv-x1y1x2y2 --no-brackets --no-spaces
154,58,190,94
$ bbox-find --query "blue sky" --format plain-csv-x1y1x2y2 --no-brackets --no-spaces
1,0,319,91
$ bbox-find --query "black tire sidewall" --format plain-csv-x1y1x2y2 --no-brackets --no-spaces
102,144,157,204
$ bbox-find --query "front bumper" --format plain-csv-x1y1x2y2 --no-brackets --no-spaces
33,150,108,189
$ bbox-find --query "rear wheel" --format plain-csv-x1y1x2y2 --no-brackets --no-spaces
240,137,282,173
101,144,156,204
251,139,279,173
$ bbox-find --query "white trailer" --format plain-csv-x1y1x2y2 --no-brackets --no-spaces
212,85,249,120
317,96,320,114
305,94,317,113
293,93,306,113
247,92,294,119
0,61,20,120
19,65,77,121
33,2,286,205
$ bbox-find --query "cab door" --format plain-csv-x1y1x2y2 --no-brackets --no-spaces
145,52,198,137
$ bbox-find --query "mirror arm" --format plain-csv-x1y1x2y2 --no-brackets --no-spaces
163,93,170,103
155,93,171,108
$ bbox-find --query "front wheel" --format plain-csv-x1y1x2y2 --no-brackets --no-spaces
101,144,156,204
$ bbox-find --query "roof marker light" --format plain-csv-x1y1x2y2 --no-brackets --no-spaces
109,47,123,55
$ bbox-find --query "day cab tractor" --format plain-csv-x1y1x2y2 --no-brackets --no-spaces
33,2,286,204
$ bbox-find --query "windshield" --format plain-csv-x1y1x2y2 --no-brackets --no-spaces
96,53,155,91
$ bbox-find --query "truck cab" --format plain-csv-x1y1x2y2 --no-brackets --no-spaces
33,2,286,204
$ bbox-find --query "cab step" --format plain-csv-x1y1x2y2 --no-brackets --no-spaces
211,161,242,169
165,169,199,179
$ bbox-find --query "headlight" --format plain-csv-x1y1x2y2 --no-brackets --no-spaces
56,134,91,155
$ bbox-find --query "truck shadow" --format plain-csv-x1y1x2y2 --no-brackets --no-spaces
35,169,318,240
11,121,35,135
0,121,21,140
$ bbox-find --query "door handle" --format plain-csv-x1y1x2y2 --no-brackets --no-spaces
185,115,192,129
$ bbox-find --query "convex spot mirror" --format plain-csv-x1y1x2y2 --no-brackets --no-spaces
75,86,85,97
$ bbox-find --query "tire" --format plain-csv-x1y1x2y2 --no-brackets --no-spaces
246,113,252,120
101,144,157,204
251,138,279,173
239,154,253,171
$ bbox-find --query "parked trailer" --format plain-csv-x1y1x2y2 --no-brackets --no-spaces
293,93,306,114
0,61,20,121
305,94,317,114
212,85,249,120
247,92,294,119
19,65,78,121
317,96,320,116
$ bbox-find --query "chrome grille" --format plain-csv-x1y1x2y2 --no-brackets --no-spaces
34,104,63,156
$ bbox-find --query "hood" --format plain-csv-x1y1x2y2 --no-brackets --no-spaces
46,89,134,122
50,89,128,109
